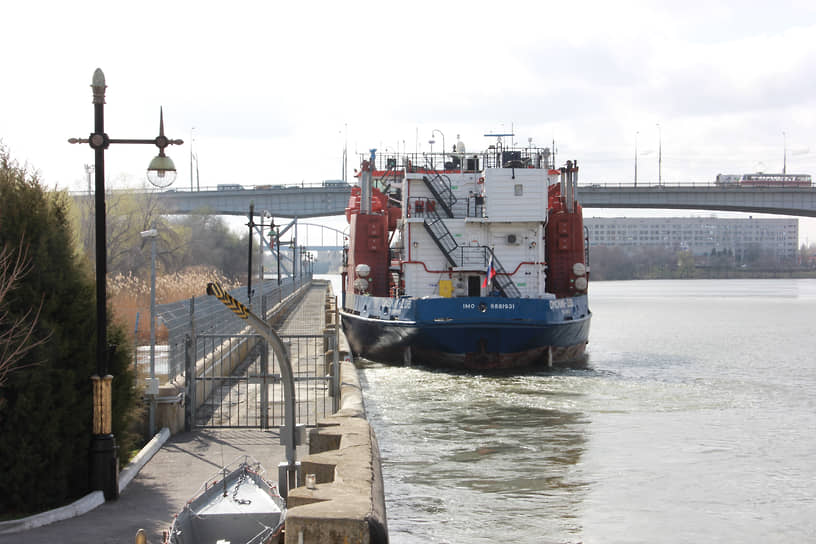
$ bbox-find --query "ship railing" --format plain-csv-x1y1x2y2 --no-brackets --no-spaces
486,247,522,298
373,164,403,191
359,147,553,173
454,246,491,269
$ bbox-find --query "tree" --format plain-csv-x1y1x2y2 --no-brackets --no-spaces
0,146,138,515
70,195,248,282
676,250,695,278
587,246,636,280
70,184,176,278
0,240,48,397
170,214,249,280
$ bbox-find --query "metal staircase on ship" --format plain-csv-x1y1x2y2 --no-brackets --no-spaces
420,173,520,298
422,173,457,218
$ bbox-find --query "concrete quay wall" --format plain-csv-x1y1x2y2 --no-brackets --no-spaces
284,294,389,544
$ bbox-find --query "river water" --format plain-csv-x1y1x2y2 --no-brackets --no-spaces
351,279,816,543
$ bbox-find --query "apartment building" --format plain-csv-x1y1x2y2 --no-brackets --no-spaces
584,217,798,262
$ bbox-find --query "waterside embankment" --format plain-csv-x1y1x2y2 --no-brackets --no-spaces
284,290,388,544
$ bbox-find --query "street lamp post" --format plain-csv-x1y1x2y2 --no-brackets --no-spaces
272,221,281,286
657,123,662,186
432,129,446,163
259,211,270,287
140,228,159,439
69,68,182,501
634,131,639,187
783,131,787,174
290,240,297,283
247,202,255,310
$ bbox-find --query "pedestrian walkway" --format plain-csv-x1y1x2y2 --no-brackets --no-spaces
1,282,329,544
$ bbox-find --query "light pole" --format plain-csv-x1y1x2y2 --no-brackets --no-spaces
189,127,200,191
190,127,195,191
290,240,297,283
69,68,182,501
260,211,271,284
140,228,159,439
634,131,639,187
432,129,446,160
247,202,255,309
783,131,787,174
656,123,662,186
272,221,281,286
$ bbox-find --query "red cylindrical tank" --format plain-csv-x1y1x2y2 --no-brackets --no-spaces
347,213,390,297
545,205,587,298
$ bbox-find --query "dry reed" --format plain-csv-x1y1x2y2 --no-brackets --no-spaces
109,266,239,345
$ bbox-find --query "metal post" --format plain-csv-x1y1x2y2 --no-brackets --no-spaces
634,131,639,187
276,225,281,286
70,70,182,502
88,69,119,501
260,338,269,429
783,131,787,175
149,232,157,437
184,334,193,432
657,123,662,186
259,214,265,287
292,243,298,284
294,220,298,281
332,296,340,413
247,202,254,309
91,72,108,381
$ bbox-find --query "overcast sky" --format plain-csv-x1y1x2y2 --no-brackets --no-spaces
3,1,816,242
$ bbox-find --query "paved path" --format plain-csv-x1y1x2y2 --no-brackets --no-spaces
1,282,329,544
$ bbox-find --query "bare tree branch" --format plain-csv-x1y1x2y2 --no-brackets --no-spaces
0,237,50,388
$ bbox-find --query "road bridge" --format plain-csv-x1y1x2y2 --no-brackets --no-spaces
72,182,816,220
160,185,352,218
577,183,816,217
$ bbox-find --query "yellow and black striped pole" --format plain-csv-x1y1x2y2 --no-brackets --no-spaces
206,282,249,319
205,281,300,497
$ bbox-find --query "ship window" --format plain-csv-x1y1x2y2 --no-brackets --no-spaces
514,184,523,196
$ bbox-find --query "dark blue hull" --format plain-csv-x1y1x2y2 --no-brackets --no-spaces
341,294,590,370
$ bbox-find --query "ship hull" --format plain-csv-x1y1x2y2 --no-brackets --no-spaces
341,294,590,370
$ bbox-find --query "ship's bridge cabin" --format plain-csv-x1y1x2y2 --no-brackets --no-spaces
354,142,588,301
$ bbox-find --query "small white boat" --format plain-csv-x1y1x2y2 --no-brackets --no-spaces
165,456,285,544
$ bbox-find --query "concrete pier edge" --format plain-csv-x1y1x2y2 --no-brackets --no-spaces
284,289,389,544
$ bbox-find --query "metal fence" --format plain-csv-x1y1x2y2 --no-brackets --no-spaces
190,332,336,429
149,275,310,381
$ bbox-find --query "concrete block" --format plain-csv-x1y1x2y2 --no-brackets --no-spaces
155,382,185,434
284,358,388,544
286,418,388,543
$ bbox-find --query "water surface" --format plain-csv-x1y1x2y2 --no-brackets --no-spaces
358,279,816,543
